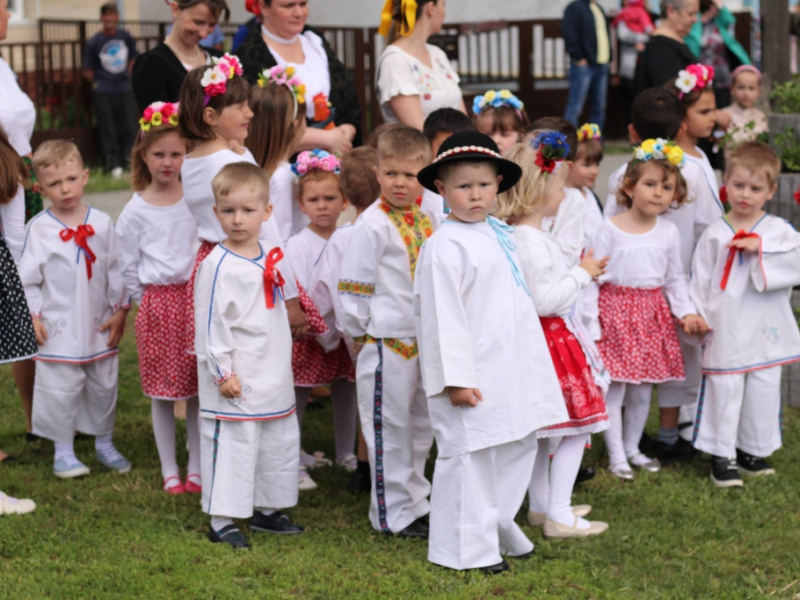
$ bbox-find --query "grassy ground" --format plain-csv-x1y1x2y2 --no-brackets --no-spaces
1,311,799,599
83,167,132,194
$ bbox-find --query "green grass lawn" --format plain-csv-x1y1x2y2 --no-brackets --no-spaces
1,311,799,599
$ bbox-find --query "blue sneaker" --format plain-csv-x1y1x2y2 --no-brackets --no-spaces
53,456,90,479
95,446,131,473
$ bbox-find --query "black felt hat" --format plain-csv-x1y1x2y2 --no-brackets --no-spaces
417,131,522,194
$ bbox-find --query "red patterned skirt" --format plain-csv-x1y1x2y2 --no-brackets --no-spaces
539,316,609,438
135,282,198,400
596,284,685,384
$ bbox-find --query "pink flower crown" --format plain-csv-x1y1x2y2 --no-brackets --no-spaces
257,65,307,118
200,54,244,106
139,101,179,132
675,64,715,99
291,149,341,177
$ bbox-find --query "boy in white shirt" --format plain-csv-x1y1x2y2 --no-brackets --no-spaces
20,140,130,479
194,163,303,550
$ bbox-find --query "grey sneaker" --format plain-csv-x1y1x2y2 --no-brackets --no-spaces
96,446,131,473
53,456,90,479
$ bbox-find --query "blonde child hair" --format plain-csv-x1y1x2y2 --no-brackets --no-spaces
31,140,83,176
725,141,780,189
211,161,271,206
376,125,431,164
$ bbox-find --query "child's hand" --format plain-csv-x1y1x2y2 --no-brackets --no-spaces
682,314,709,335
219,376,242,398
286,298,310,340
715,111,733,131
32,318,48,346
447,386,483,408
728,236,760,254
100,308,128,347
579,249,609,279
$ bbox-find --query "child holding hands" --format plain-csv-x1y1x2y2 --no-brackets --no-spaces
20,140,130,478
690,142,800,487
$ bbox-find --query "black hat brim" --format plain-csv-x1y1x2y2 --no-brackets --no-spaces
417,152,522,195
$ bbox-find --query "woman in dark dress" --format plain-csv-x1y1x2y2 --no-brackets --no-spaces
236,0,361,153
132,0,229,109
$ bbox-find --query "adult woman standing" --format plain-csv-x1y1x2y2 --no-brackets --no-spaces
375,0,465,130
236,0,361,154
0,0,41,451
132,0,229,110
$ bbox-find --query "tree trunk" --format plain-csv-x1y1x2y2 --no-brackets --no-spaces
762,2,791,86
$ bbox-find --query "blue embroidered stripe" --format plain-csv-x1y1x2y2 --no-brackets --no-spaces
373,339,390,533
487,216,530,296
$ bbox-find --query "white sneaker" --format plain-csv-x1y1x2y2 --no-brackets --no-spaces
336,454,358,472
0,492,36,515
298,470,318,491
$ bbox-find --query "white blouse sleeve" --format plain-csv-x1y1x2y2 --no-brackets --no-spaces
114,207,146,305
377,47,421,103
663,224,696,318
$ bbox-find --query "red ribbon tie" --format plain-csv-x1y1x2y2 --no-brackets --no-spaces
264,247,286,309
60,224,96,280
720,230,759,290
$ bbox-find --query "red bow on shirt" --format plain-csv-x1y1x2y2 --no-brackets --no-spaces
59,224,96,280
720,230,759,290
264,247,286,309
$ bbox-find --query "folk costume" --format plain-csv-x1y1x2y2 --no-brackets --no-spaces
338,194,436,535
690,215,800,460
194,242,299,519
19,207,128,444
414,133,568,570
270,161,308,245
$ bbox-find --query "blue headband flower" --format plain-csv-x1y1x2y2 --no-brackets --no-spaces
531,131,570,173
472,89,524,115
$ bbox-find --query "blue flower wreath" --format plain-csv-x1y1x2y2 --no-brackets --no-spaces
472,89,525,115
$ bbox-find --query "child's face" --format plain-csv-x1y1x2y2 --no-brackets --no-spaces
731,71,761,110
434,162,501,223
430,130,451,158
142,131,186,187
541,167,568,218
206,101,253,145
299,176,348,232
375,156,427,209
477,125,519,155
213,186,271,246
725,165,775,221
37,159,88,217
568,155,600,190
683,90,717,141
626,162,677,217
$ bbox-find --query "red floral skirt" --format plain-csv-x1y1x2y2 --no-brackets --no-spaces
596,283,685,384
539,316,609,438
135,282,198,400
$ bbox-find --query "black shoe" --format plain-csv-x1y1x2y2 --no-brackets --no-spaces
208,524,250,550
575,466,595,485
653,438,696,463
736,449,775,477
393,519,428,539
25,432,42,442
710,456,743,488
479,559,510,574
249,510,304,534
507,548,535,560
348,461,371,492
638,432,657,454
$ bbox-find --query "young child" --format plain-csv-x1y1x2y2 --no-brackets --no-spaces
309,146,381,492
248,65,309,244
422,107,474,158
338,126,435,539
20,140,129,478
177,55,304,337
286,149,357,491
496,139,610,539
472,90,529,155
115,102,201,495
571,123,605,235
720,66,768,152
194,162,303,550
414,131,567,572
595,139,708,480
690,142,800,487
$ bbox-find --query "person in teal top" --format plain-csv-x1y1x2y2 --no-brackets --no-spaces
685,1,751,68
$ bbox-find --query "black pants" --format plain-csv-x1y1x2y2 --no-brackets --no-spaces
93,91,138,171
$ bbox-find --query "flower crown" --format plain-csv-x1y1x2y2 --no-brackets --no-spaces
531,131,570,174
139,101,179,132
577,123,602,142
291,149,341,176
675,64,715,99
472,90,524,116
633,138,685,167
200,54,244,106
257,65,307,118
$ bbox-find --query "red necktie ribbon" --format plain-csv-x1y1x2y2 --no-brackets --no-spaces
264,247,286,309
60,224,96,280
720,230,759,290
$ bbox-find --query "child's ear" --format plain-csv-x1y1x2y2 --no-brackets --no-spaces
212,204,219,220
81,169,90,185
263,203,273,222
627,124,641,144
434,179,446,196
676,122,688,139
766,183,778,202
203,106,218,127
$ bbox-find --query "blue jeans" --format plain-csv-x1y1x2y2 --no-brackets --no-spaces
563,62,609,131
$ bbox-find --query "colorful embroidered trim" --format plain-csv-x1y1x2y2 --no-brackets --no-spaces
434,145,501,163
472,89,524,115
139,101,179,132
214,371,236,386
201,54,243,107
675,63,714,98
292,149,341,176
372,339,390,531
633,138,685,167
380,199,433,280
337,279,375,297
577,123,602,142
360,334,419,360
378,0,417,38
531,131,570,174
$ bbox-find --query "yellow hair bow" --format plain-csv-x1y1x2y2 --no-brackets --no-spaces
378,0,418,38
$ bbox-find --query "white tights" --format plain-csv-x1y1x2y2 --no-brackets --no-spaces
151,397,200,481
603,382,653,469
528,435,589,528
295,379,358,464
